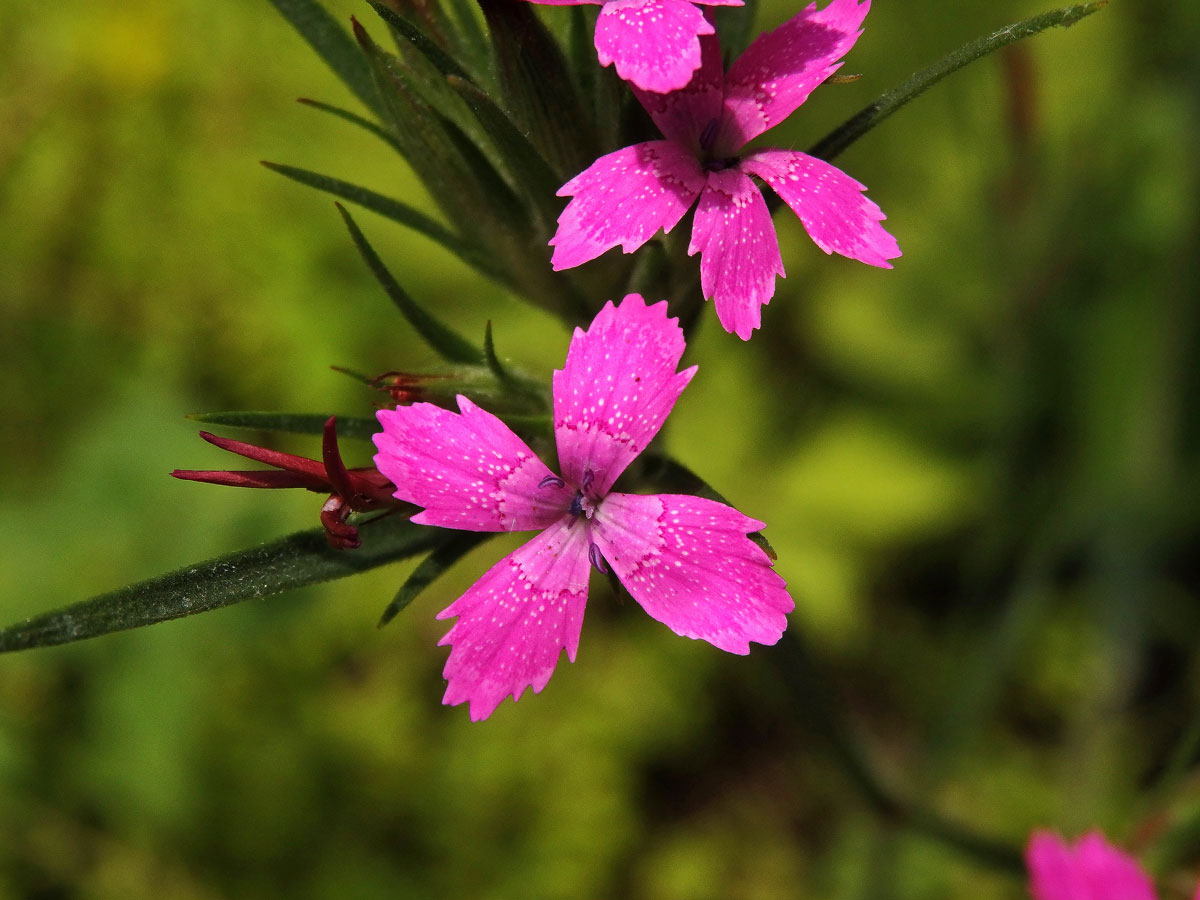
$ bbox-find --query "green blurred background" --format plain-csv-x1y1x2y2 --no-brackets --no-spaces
1,0,1197,896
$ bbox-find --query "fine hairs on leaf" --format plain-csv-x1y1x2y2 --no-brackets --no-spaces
0,516,439,653
368,0,473,83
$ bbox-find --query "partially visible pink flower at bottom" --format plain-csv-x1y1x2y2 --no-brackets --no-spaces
1027,830,1200,900
372,294,794,720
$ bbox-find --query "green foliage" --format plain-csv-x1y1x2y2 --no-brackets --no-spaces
0,516,437,652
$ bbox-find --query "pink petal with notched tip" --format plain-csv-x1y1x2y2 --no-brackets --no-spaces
687,167,784,340
594,0,714,94
715,0,871,152
551,141,706,270
631,28,724,148
437,517,592,721
590,492,792,653
553,294,696,495
373,396,573,533
1027,831,1157,900
742,149,899,268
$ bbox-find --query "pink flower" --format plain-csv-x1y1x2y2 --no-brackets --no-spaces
528,0,742,94
1026,830,1200,900
372,294,794,720
550,0,900,340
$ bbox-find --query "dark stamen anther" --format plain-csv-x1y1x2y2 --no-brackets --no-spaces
568,492,585,518
588,543,608,575
539,475,566,490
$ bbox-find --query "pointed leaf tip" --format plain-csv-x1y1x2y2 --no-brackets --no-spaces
268,0,382,115
0,516,439,653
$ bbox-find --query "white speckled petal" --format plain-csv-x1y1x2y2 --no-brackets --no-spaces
742,148,900,268
1026,831,1157,900
631,27,724,147
437,517,592,721
594,0,714,93
552,294,696,496
591,493,793,654
688,167,784,341
373,396,572,533
716,0,871,152
550,141,706,270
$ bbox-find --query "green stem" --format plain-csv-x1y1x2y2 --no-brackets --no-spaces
808,2,1108,162
772,630,1026,876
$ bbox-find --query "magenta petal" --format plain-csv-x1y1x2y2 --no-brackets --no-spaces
716,0,871,151
742,149,900,268
1027,831,1157,900
373,396,573,532
437,518,591,721
552,294,696,496
594,0,713,93
591,493,793,653
631,30,724,147
687,168,784,341
551,141,706,270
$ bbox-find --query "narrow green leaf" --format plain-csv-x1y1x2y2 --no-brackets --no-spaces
808,1,1108,162
353,20,517,267
477,0,596,175
260,161,497,277
443,0,490,77
378,531,491,626
449,75,565,220
482,321,513,386
268,0,382,115
336,203,484,365
367,13,514,192
368,1,472,81
187,411,381,440
0,515,437,653
297,97,404,154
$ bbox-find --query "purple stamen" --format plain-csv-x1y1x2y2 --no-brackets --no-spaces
568,491,585,518
581,469,595,492
588,543,608,575
539,475,566,490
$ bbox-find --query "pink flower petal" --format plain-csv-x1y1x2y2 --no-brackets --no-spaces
687,167,784,340
590,492,793,653
552,294,696,496
374,396,573,532
437,518,592,721
631,29,724,148
594,0,714,93
742,148,900,268
715,0,871,151
551,141,706,270
1027,830,1157,900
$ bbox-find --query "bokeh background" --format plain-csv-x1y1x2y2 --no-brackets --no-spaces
1,0,1197,897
